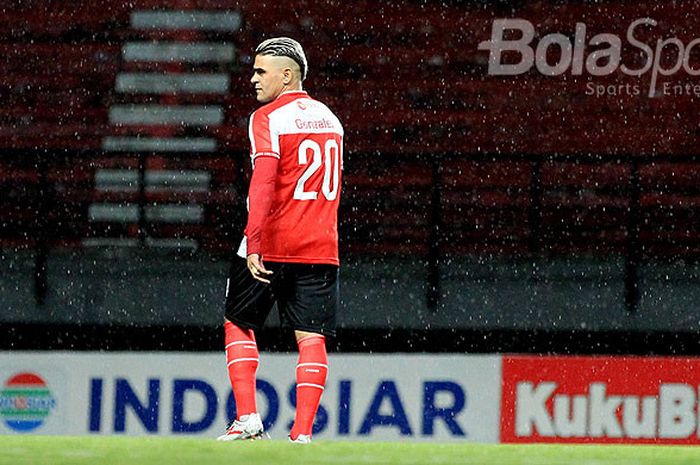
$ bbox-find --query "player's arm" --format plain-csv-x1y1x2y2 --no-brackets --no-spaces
244,110,280,282
244,155,278,283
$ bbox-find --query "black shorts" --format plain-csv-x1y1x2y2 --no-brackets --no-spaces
224,258,339,337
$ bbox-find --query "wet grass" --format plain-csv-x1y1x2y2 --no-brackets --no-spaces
1,436,700,465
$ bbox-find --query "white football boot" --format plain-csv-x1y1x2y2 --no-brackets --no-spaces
217,413,264,441
288,434,312,444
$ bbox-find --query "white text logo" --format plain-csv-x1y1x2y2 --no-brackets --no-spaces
478,18,700,97
515,381,700,439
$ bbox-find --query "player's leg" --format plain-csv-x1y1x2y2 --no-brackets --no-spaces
222,320,260,434
290,329,328,443
218,257,275,441
275,263,338,443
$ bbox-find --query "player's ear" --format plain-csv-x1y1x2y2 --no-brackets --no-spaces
282,67,293,85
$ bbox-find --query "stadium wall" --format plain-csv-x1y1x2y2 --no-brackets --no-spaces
3,249,700,333
3,352,700,444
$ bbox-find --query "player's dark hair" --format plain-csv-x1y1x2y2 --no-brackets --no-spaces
254,37,308,81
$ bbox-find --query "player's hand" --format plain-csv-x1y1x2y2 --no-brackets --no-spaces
247,253,273,284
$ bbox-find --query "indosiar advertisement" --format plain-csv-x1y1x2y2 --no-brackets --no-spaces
0,352,501,442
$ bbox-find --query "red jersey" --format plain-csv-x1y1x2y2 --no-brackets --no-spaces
237,90,343,265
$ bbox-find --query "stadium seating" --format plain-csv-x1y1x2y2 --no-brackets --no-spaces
0,1,699,260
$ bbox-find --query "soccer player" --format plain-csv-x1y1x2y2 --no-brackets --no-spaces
217,37,343,444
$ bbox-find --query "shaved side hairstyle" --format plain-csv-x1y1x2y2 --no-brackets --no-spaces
254,37,308,81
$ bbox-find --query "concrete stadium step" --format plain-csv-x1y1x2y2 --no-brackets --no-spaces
108,105,224,126
95,169,211,192
102,137,217,152
88,203,204,223
130,10,242,31
122,42,235,63
81,237,199,251
116,72,229,94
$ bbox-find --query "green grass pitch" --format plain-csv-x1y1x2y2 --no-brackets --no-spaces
2,436,700,465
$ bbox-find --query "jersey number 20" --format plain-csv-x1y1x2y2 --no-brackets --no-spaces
294,138,340,201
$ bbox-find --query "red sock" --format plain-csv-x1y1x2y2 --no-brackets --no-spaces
224,321,259,419
290,335,328,439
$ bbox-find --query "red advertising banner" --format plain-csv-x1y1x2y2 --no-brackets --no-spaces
501,355,700,444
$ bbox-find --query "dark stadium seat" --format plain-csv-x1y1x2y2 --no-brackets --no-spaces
438,160,532,254
537,162,631,253
2,44,120,75
636,162,700,257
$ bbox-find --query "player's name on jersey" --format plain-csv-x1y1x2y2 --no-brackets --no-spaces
294,118,336,130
